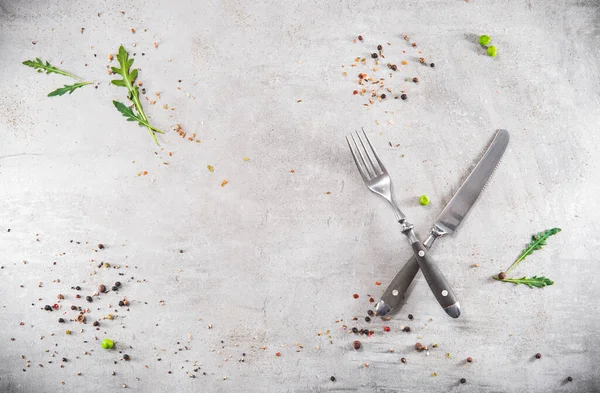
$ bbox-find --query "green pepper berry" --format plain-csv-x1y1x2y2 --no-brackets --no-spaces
101,339,114,349
487,46,497,57
419,195,430,206
479,35,491,46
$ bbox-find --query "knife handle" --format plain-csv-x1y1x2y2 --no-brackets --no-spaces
411,241,461,318
376,255,420,313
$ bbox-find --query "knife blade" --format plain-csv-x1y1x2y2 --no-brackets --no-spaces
375,129,510,316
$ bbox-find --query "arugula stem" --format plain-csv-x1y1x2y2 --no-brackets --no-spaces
121,66,158,145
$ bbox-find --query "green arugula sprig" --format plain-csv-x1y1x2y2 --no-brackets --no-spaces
111,45,163,144
494,228,561,288
23,58,92,97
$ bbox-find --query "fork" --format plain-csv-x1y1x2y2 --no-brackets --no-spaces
346,129,460,318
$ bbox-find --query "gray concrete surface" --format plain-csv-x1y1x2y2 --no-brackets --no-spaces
1,0,599,392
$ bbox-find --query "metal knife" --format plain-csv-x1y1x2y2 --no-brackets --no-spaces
375,129,510,316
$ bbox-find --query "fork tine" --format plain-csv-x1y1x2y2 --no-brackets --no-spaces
356,129,382,175
361,127,386,173
351,133,375,179
346,135,369,181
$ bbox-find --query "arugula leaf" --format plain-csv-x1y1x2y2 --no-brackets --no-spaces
48,82,93,97
505,228,561,274
113,101,163,133
494,275,554,288
111,45,161,144
23,58,83,81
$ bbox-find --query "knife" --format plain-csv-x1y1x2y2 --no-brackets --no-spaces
375,129,510,316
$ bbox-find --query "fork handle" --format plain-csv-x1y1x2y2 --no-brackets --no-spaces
410,240,460,318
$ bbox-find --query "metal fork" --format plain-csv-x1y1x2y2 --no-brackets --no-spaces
346,129,460,318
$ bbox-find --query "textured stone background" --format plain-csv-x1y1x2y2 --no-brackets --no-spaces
1,0,599,392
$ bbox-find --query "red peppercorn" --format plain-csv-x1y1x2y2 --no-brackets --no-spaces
52,304,59,310
75,294,81,299
353,340,361,350
415,342,423,351
275,352,281,357
535,353,542,359
358,35,363,41
368,330,374,337
353,90,358,95
369,297,374,303
401,357,407,363
383,326,390,332
498,272,507,280
353,294,359,299
467,357,473,363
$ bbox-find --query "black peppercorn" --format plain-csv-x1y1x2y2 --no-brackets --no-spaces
114,282,121,288
353,340,361,350
535,353,542,359
98,244,104,249
401,94,407,100
358,35,363,41
371,53,378,59
86,296,93,303
412,77,419,83
498,272,507,280
123,354,130,361
118,301,125,307
467,356,473,363
408,314,413,320
567,376,573,382
460,378,466,384
381,94,386,99
401,357,407,363
58,318,65,323
93,321,99,327
415,342,423,351
430,63,435,68
71,305,77,311
352,327,358,333
403,326,411,332
112,286,118,291
391,64,397,71
365,316,371,322
44,305,52,311
330,376,336,382
367,310,374,316
75,286,81,291
377,45,382,50
62,357,67,362
98,284,106,293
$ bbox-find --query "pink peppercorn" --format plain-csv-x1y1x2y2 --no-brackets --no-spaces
383,326,390,332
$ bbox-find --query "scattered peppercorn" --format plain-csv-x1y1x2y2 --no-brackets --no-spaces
179,250,183,253
353,340,361,350
367,310,374,316
62,357,67,362
467,357,473,363
460,378,467,384
403,326,411,332
377,45,382,51
383,326,390,332
86,296,93,303
75,294,81,299
353,294,359,299
352,327,358,334
123,354,130,361
411,43,417,47
75,286,81,291
413,77,419,83
408,314,413,320
567,376,573,382
415,342,423,351
275,352,281,357
371,53,378,59
93,321,99,327
430,63,435,68
401,357,407,363
330,376,336,382
44,305,52,311
58,318,65,323
380,94,386,99
391,64,397,71
498,272,507,280
71,305,77,311
369,297,374,303
118,301,125,307
365,317,371,322
401,94,407,100
98,284,106,293
115,282,121,288
98,244,104,249
535,353,542,359
112,286,118,291
358,35,363,41
57,294,64,300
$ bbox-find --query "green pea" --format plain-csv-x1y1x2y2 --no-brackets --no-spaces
479,35,491,46
419,195,430,206
101,338,114,349
487,46,498,57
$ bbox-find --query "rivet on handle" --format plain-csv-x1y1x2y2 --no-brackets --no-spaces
418,250,425,257
441,290,448,297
